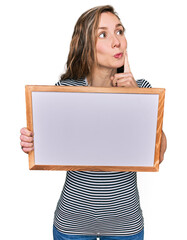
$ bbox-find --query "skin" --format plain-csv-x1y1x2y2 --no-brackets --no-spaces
20,12,167,163
20,127,34,153
87,12,137,88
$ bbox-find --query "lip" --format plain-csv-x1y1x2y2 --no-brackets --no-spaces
114,52,123,59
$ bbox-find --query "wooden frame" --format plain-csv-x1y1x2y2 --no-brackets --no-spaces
25,85,165,172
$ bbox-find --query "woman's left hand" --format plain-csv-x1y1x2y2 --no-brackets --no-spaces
159,131,167,164
111,51,138,88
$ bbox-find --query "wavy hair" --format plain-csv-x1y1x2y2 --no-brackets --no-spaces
60,5,121,84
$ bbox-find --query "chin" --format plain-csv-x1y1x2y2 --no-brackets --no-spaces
112,62,124,69
113,58,125,68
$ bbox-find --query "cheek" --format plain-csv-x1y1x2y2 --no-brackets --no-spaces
122,37,127,50
96,41,109,57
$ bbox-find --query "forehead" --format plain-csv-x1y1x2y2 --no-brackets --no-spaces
98,12,121,27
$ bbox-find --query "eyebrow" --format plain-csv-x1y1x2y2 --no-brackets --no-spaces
98,24,125,31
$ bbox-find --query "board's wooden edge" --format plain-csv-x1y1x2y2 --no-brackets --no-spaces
26,85,164,172
25,85,164,94
25,86,35,169
153,88,165,171
25,86,33,131
29,165,158,172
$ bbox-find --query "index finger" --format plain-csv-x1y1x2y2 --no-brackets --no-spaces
20,127,33,137
124,51,131,73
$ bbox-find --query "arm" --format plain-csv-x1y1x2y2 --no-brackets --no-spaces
20,80,81,154
20,79,83,154
111,51,167,164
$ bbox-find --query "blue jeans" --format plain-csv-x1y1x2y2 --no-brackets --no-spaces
53,226,144,240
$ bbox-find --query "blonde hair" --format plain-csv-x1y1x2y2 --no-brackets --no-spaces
60,5,120,83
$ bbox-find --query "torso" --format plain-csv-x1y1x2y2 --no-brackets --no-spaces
54,78,152,236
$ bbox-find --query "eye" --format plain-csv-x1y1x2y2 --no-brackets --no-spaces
98,32,106,38
116,29,124,35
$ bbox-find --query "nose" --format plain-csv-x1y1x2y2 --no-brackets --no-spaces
111,35,120,48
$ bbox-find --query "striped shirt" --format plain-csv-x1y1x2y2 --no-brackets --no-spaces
54,78,152,236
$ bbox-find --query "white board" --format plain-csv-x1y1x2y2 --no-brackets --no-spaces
31,91,159,168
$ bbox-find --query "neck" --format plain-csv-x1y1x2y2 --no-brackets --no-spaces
87,67,116,87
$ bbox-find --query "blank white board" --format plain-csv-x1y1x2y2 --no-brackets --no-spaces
25,86,165,171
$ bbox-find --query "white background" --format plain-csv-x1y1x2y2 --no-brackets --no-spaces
0,0,186,239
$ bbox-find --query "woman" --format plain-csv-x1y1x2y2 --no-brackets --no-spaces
20,5,167,240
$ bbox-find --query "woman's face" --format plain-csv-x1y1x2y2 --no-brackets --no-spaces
95,12,127,70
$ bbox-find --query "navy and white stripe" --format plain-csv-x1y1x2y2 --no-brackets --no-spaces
136,79,152,88
55,78,88,87
53,78,151,236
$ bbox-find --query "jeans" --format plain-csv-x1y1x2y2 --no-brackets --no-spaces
53,226,144,240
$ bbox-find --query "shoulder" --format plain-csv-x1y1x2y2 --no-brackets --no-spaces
136,79,152,88
55,78,151,88
55,78,88,86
